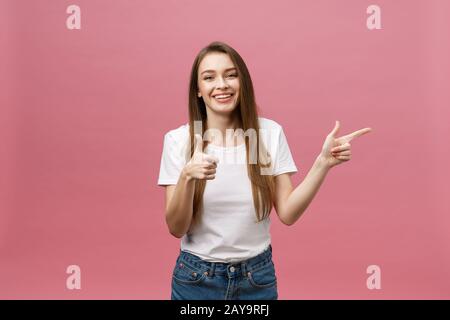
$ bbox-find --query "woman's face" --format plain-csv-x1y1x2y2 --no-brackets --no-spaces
197,52,240,116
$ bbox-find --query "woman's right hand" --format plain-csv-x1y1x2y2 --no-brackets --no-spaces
183,134,219,180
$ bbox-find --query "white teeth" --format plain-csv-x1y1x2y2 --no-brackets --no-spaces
215,94,231,99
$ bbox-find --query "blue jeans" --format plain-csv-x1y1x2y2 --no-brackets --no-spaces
171,245,278,300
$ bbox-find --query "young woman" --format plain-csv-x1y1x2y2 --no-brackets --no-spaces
158,41,372,300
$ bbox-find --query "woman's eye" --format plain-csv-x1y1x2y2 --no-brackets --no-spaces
204,74,237,80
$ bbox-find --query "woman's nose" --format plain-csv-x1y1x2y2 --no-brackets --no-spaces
215,76,229,88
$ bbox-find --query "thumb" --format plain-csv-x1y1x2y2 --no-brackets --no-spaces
329,120,340,137
194,134,203,153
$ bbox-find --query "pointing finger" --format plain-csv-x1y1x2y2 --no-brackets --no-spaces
341,127,372,142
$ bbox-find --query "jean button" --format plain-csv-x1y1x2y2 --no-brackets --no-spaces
229,266,235,272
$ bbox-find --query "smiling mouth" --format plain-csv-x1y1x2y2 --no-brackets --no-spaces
213,93,234,102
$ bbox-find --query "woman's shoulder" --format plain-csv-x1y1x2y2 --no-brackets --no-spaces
164,122,190,145
258,117,283,131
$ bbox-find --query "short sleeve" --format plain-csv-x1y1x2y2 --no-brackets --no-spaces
157,132,187,185
272,126,298,176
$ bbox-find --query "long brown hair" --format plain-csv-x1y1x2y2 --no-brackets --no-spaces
187,41,275,228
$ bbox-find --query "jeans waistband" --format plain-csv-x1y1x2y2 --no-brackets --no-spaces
177,245,273,278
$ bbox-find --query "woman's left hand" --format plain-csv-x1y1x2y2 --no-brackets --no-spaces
319,121,372,169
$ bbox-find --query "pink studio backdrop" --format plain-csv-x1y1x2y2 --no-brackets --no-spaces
1,0,449,299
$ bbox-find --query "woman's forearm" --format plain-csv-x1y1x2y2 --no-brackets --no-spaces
281,156,331,225
165,168,196,238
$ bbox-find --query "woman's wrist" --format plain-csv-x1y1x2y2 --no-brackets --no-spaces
315,155,333,171
181,165,194,182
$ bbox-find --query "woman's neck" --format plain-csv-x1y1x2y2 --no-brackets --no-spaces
205,112,243,147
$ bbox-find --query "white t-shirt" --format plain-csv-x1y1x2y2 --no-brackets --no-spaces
157,117,298,263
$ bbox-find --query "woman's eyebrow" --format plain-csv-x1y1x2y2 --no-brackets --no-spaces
201,67,237,75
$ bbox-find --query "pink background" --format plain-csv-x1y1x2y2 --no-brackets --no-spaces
1,0,449,299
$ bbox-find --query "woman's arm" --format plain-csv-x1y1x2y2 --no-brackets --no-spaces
164,169,196,238
164,134,219,238
273,156,330,226
274,121,372,226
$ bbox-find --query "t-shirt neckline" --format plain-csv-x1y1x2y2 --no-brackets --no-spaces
206,143,246,152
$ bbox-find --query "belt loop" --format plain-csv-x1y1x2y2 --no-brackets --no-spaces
241,261,247,277
209,262,216,276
